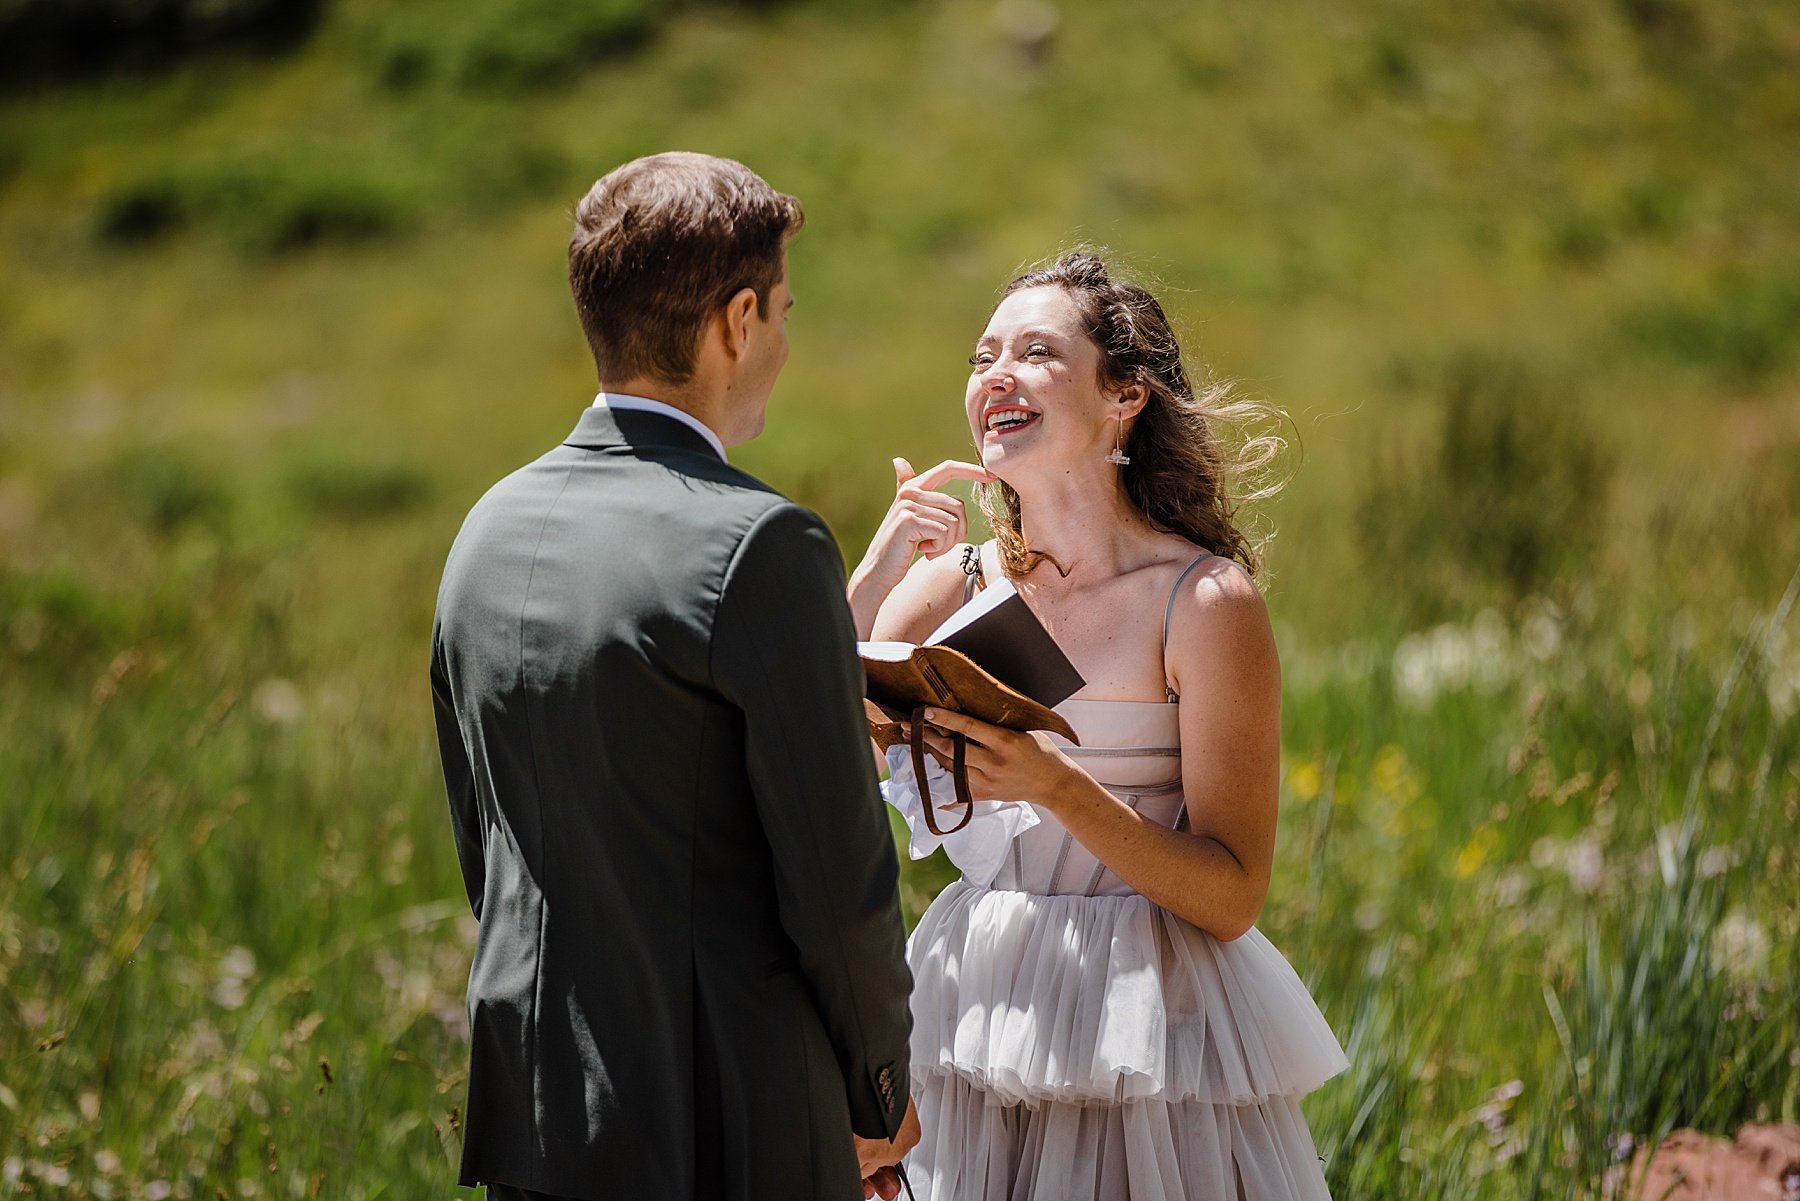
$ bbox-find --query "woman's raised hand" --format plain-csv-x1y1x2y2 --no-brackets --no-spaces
852,457,993,601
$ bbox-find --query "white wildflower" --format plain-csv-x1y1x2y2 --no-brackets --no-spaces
1565,839,1604,893
1768,624,1800,721
1697,845,1734,879
251,678,304,725
1520,598,1563,661
1393,611,1518,708
1711,910,1771,982
213,946,257,1010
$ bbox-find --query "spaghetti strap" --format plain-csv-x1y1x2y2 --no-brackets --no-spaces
1161,552,1213,702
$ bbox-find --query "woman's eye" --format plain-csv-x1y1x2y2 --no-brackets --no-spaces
969,353,994,367
1026,344,1052,357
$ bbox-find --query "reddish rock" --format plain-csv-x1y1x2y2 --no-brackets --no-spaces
1616,1124,1800,1200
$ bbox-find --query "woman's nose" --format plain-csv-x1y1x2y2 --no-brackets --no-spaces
982,370,1015,394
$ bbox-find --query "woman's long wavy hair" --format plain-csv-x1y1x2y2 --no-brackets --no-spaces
979,250,1290,581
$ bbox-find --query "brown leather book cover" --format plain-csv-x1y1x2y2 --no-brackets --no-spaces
859,644,1080,751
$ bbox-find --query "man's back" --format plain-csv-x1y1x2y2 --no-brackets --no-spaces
432,406,912,1198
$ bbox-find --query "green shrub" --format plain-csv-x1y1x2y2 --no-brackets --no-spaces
1359,349,1612,622
96,158,411,252
368,0,666,94
282,446,430,519
0,0,325,89
1619,268,1800,386
94,175,189,243
113,442,231,532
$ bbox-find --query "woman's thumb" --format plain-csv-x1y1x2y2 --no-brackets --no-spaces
893,457,915,487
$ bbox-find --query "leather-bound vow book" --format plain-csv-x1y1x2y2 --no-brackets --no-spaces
859,579,1084,836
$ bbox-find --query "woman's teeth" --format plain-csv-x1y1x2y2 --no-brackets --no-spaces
986,411,1038,432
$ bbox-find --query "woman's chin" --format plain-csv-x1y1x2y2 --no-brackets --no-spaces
979,437,1027,476
979,439,1048,485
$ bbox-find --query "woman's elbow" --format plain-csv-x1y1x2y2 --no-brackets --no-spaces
1195,845,1267,941
1208,907,1259,943
1184,891,1261,942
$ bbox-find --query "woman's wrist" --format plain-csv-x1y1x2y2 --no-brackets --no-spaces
1026,750,1092,817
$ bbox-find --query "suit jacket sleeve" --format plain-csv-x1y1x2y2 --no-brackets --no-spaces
432,621,485,921
710,502,914,1140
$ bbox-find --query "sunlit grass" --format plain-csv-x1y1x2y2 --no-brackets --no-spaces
3,0,1799,1194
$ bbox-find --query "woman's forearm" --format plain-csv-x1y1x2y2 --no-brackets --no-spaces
1040,772,1266,941
846,563,890,641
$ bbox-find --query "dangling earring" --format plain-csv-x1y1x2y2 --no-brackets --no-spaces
1105,408,1131,466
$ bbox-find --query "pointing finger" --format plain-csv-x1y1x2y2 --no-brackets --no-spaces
907,460,994,491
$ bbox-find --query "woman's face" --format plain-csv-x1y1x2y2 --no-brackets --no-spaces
965,285,1117,480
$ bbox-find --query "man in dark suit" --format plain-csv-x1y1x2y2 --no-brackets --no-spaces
430,152,918,1200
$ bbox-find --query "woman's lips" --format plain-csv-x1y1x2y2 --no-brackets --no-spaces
982,408,1041,438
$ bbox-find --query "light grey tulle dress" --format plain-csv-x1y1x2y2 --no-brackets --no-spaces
892,563,1346,1200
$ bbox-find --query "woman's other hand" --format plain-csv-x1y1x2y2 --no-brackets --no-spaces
849,458,991,636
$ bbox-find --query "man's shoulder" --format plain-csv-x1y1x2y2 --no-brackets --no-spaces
463,440,780,519
438,442,825,590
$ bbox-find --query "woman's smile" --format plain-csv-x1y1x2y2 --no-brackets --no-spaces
982,403,1042,438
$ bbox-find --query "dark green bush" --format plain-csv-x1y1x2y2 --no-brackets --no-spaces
368,0,665,94
113,443,232,532
1359,349,1612,621
283,447,430,519
1619,268,1800,387
94,175,189,243
96,158,410,252
0,0,325,89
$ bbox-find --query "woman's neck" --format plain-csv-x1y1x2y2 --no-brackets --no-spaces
1010,470,1152,581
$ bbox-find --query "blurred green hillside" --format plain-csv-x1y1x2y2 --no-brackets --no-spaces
2,0,1798,1196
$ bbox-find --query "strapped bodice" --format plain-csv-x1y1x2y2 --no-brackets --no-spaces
958,545,1211,898
994,699,1184,896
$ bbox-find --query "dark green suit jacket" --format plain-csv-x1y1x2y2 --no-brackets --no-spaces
430,406,913,1199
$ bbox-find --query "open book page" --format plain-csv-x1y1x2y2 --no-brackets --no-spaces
858,575,1082,711
856,640,917,660
855,579,1018,659
923,577,1019,645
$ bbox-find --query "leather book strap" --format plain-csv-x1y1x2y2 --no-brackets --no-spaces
910,705,974,837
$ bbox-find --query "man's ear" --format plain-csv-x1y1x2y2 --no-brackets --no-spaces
720,286,760,362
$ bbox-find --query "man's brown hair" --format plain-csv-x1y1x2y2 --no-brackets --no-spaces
568,152,803,385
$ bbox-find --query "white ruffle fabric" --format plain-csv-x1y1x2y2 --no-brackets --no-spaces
908,1074,1331,1201
904,881,1347,1200
881,745,1039,887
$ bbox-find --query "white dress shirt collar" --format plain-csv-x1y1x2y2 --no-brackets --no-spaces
592,392,727,462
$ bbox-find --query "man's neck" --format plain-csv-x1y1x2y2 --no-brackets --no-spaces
602,376,730,442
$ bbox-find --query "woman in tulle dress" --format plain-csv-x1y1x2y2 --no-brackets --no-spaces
846,252,1347,1200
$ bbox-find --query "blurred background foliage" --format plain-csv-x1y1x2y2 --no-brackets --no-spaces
1,0,1797,1196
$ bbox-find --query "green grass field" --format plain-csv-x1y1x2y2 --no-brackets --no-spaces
2,0,1797,1195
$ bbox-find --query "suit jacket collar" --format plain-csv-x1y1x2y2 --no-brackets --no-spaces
564,405,723,461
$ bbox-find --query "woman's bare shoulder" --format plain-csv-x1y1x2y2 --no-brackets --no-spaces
1163,551,1276,674
870,543,984,643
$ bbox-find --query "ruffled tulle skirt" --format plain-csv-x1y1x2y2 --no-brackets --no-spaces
903,881,1347,1200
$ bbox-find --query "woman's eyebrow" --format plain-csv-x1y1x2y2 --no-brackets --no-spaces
979,328,1062,345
